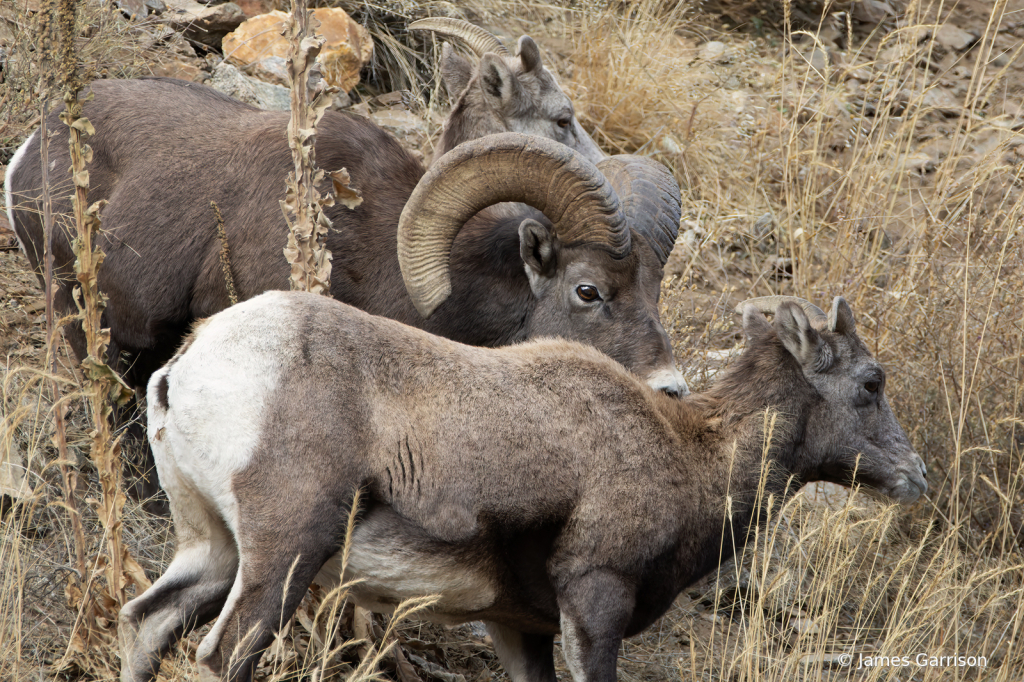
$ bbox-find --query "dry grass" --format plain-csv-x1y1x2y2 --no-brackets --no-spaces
3,0,1024,679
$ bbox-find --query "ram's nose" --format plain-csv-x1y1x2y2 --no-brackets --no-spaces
646,367,689,398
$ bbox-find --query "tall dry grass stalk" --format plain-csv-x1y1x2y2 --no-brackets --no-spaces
32,0,149,669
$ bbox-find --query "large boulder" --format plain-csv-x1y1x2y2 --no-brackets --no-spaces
222,8,372,92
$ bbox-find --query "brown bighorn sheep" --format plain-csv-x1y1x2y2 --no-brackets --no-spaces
119,292,926,682
5,78,683,508
409,18,606,165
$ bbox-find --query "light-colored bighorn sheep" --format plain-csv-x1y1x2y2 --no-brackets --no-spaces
409,18,605,165
119,291,926,682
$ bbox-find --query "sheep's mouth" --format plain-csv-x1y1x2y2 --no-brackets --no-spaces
818,451,928,504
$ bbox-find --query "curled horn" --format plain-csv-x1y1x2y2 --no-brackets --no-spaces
735,296,829,329
596,156,681,267
399,133,629,318
409,18,510,56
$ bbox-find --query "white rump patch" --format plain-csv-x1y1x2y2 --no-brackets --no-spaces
146,292,293,535
4,129,38,256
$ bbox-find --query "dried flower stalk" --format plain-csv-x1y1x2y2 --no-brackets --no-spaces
281,0,362,294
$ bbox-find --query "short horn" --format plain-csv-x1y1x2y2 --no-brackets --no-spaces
597,156,681,267
409,18,510,56
736,296,828,329
399,133,628,318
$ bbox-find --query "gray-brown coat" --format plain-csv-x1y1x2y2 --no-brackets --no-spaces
119,292,927,682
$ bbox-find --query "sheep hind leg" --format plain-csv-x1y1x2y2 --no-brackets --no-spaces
195,524,341,682
119,505,237,682
485,622,556,682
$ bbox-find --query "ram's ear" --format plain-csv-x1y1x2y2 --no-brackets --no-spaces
517,35,543,74
775,302,833,372
519,219,557,293
828,296,856,335
479,53,519,108
440,43,473,97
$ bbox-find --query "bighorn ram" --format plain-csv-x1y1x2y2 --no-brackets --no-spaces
120,292,927,682
6,77,684,506
408,18,606,164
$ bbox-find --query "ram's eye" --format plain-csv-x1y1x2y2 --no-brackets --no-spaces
864,381,880,394
576,284,601,302
557,117,572,129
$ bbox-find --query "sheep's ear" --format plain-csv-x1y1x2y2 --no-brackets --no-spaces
742,304,773,342
479,53,519,107
519,219,557,290
517,35,543,73
775,302,833,372
828,296,856,335
440,43,473,97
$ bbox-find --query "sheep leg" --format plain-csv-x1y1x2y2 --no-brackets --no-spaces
556,570,635,682
484,622,556,682
119,504,237,682
195,527,338,682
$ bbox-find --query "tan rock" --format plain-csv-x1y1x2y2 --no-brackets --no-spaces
222,8,372,92
151,58,205,82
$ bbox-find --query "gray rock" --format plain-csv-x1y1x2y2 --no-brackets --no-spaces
250,56,289,88
163,0,244,48
115,0,147,18
699,41,729,63
210,62,290,110
922,86,961,115
934,24,976,51
144,0,166,14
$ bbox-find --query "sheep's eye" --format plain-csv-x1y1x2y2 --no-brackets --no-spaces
864,381,880,394
576,284,601,302
557,117,572,129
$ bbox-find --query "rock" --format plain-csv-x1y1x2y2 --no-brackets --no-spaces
699,41,729,63
115,0,147,19
250,55,289,87
210,61,290,110
151,58,204,82
1,450,31,512
222,9,372,92
144,0,166,13
369,108,428,148
809,47,831,72
901,151,935,174
851,0,896,24
163,0,245,48
934,24,976,51
922,86,961,115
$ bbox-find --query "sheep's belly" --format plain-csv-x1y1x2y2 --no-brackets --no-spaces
314,525,497,624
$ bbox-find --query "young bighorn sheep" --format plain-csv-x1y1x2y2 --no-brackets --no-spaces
409,18,605,165
120,292,927,682
5,75,683,508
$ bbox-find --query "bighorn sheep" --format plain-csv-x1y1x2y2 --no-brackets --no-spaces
5,77,684,507
408,18,606,165
119,292,927,682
